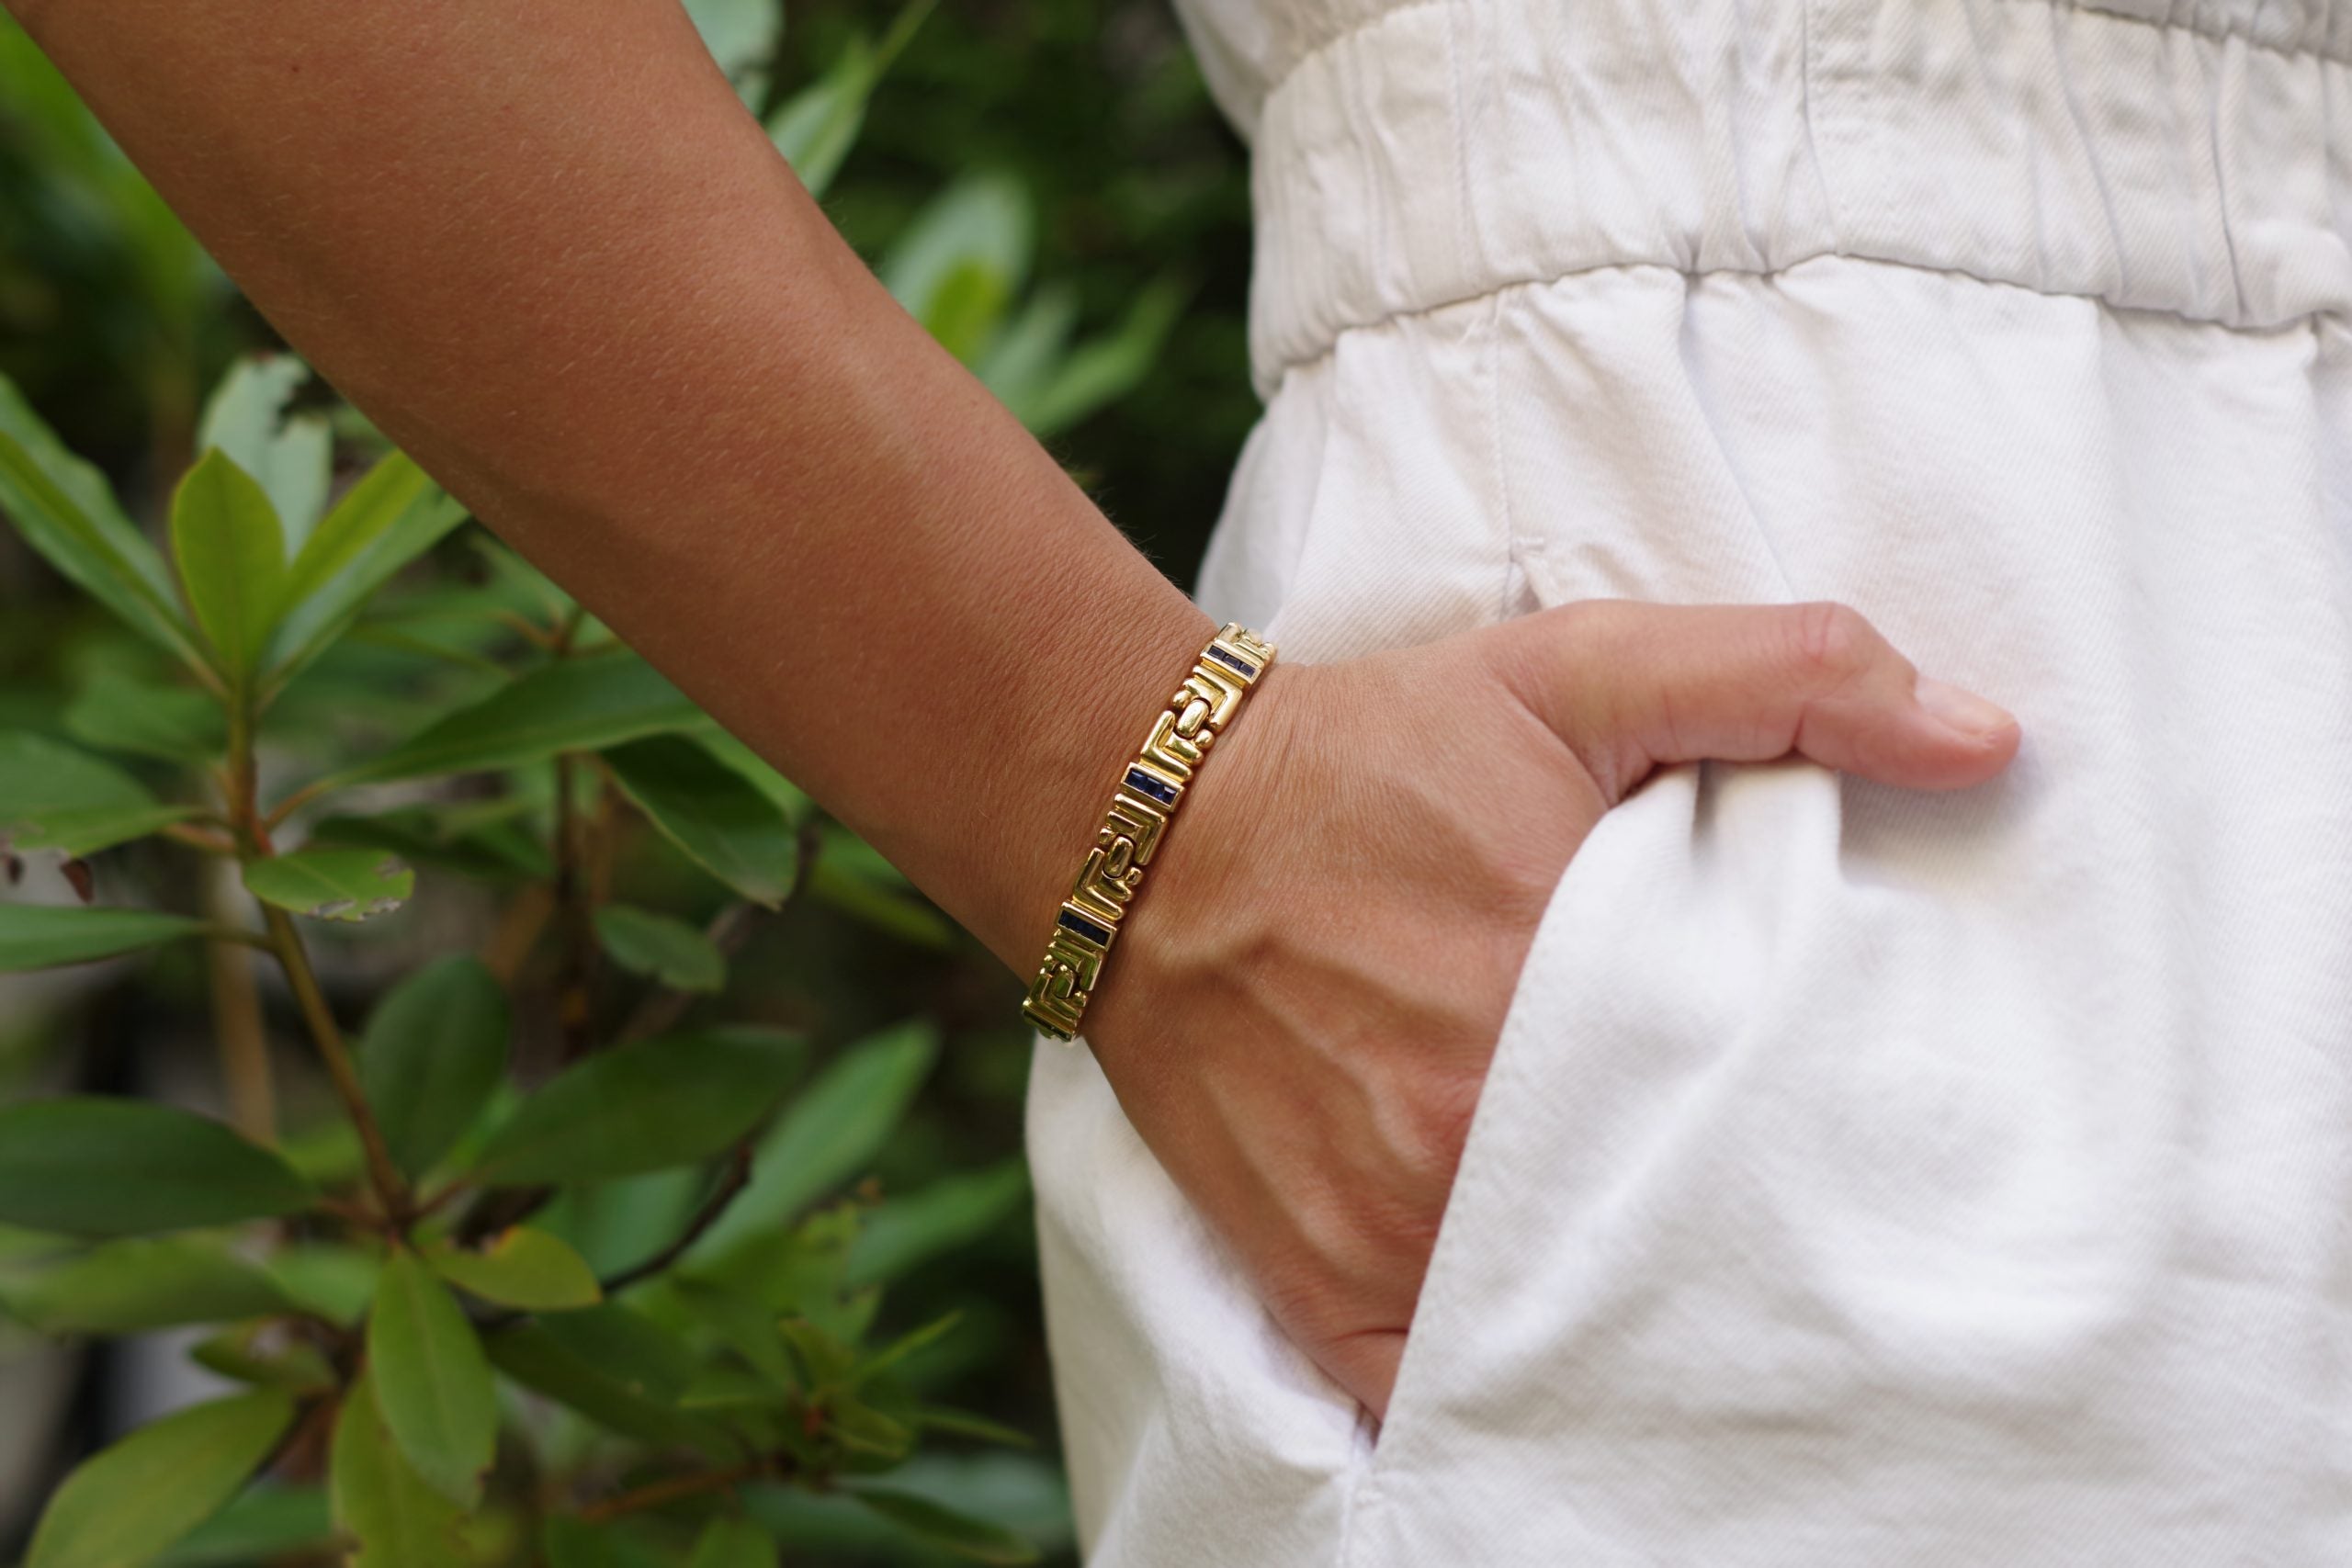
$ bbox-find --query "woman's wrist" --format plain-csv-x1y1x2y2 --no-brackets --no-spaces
959,592,1220,978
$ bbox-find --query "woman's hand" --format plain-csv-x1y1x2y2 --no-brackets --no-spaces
1079,600,2022,1420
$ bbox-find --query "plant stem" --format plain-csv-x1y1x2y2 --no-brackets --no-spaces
616,900,755,1044
600,1143,755,1297
480,882,556,985
198,696,279,1145
258,778,332,833
204,866,277,1144
262,904,410,1223
165,822,239,855
617,819,820,1045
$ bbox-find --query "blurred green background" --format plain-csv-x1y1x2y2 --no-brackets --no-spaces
0,1,1254,1562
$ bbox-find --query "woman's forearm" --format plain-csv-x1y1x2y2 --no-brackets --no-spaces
9,0,1214,970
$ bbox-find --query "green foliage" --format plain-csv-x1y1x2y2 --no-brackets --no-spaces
0,4,1222,1560
358,956,511,1179
0,373,208,669
688,1516,780,1568
337,653,702,786
470,1028,803,1186
26,1392,297,1568
367,1248,500,1507
331,1371,469,1568
853,1488,1042,1565
424,1225,602,1311
0,731,196,854
0,1099,313,1235
595,903,729,994
170,448,288,687
196,355,332,551
693,1021,937,1263
0,1235,296,1335
242,846,414,922
605,736,802,907
767,0,934,197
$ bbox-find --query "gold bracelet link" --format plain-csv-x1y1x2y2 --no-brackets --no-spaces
1021,622,1277,1043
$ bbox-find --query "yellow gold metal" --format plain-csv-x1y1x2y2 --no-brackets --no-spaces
1022,622,1276,1043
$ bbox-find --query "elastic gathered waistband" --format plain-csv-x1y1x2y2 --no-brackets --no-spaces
1245,0,2352,394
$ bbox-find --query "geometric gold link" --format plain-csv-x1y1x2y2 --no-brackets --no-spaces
1140,706,1205,778
1102,792,1168,867
1020,623,1276,1043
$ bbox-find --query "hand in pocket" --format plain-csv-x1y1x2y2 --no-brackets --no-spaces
1080,601,2021,1418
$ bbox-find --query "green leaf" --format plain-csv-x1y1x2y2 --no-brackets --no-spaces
669,1276,795,1383
854,1310,961,1388
188,1323,338,1393
332,1369,468,1568
367,1249,497,1508
691,1021,937,1262
311,804,550,883
685,0,782,96
0,1099,313,1235
805,854,956,949
359,956,509,1178
267,454,469,690
695,730,808,819
0,903,206,972
923,262,1013,364
880,173,1032,355
777,1315,857,1393
170,449,288,684
687,1516,779,1568
341,654,702,787
425,1226,601,1311
542,1516,628,1568
0,370,206,670
0,732,196,855
483,1322,734,1459
536,1301,701,1401
197,354,332,552
62,670,225,763
157,1484,334,1567
975,284,1078,412
243,847,413,922
594,904,726,994
604,736,800,906
764,0,933,197
0,1235,297,1335
471,1027,804,1186
765,41,871,199
830,1392,915,1461
916,1406,1035,1450
850,1488,1040,1565
27,1391,298,1568
1017,275,1189,439
845,1160,1030,1287
536,1168,702,1276
265,1244,382,1326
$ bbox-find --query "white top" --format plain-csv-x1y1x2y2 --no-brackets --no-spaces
1028,1,2352,1562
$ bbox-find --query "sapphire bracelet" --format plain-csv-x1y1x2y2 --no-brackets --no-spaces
1021,622,1278,1043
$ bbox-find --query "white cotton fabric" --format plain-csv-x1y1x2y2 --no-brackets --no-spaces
1024,0,2352,1562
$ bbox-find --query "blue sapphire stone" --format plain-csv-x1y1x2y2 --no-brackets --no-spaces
1125,767,1180,807
1204,645,1260,679
1057,908,1114,945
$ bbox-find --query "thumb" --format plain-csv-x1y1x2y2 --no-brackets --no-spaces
1487,599,2021,803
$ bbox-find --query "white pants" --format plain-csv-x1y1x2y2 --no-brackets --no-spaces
1029,1,2352,1562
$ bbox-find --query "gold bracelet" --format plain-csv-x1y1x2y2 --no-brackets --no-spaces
1022,621,1278,1043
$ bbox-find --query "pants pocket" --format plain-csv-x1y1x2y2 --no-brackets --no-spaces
1335,757,1724,1555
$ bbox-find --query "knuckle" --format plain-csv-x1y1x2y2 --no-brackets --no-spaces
1789,600,1877,680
